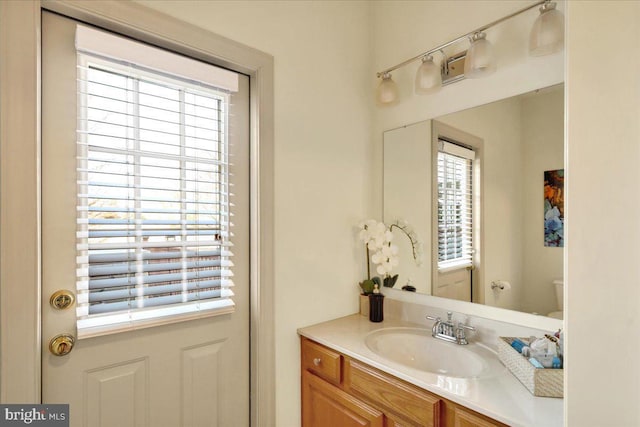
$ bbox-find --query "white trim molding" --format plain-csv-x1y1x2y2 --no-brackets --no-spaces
0,0,42,403
1,1,275,424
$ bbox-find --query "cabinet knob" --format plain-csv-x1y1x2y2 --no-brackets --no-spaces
313,357,321,366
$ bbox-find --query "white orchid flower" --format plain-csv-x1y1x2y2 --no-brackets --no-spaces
383,261,393,273
359,218,426,280
381,245,392,257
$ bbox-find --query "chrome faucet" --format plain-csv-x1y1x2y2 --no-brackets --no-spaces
426,312,475,345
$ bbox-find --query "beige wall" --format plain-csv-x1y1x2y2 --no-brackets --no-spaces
438,97,525,312
566,2,640,426
521,87,564,315
134,2,373,426
383,121,432,294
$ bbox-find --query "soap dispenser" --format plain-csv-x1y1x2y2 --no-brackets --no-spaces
369,284,384,323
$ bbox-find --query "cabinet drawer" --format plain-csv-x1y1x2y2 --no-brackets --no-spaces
301,338,342,384
346,359,442,427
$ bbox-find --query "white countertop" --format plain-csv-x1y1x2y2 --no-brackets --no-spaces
298,314,563,427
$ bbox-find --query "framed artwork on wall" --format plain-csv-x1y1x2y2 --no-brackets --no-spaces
544,169,564,247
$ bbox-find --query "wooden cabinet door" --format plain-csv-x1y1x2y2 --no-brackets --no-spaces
386,416,412,427
454,406,505,427
302,371,384,427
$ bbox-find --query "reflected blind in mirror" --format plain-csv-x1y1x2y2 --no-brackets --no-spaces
437,140,475,271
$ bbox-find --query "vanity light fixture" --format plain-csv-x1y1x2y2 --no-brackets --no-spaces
375,0,564,105
464,32,496,79
414,55,442,94
376,72,399,105
529,1,565,56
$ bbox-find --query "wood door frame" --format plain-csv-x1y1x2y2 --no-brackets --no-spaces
0,1,275,425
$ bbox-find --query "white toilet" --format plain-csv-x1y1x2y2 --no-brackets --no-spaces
547,279,564,319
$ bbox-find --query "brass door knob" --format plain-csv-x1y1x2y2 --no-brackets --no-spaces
49,333,75,356
50,290,75,310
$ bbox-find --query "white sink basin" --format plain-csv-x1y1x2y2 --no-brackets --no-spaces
365,327,503,379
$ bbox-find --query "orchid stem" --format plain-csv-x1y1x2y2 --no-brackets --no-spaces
389,223,419,261
366,245,371,280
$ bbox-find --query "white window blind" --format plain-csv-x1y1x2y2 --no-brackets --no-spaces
75,26,238,336
437,140,475,271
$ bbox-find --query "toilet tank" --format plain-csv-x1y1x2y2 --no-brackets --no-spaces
553,279,564,309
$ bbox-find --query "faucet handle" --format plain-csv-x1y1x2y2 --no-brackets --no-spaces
447,312,453,322
455,323,475,345
426,315,440,322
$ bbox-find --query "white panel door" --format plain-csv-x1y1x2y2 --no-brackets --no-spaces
41,12,250,427
434,268,472,302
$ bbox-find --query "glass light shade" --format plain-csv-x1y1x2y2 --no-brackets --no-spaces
529,3,564,56
464,32,496,79
376,74,398,106
414,55,442,95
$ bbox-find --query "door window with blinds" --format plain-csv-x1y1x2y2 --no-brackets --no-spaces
75,25,239,334
436,139,476,271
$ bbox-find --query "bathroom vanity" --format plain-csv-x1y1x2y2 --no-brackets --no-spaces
301,336,506,427
298,314,562,427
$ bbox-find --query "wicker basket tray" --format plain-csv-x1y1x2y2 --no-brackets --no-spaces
497,337,563,398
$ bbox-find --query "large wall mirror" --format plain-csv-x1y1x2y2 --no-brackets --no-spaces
383,84,564,319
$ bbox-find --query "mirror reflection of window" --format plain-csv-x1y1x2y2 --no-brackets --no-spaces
437,140,475,271
433,135,480,303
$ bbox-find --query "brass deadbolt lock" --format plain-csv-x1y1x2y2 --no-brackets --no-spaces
50,290,75,310
49,333,75,356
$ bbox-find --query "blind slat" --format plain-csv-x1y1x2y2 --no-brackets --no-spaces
78,144,228,166
88,280,232,303
84,182,226,197
87,249,233,263
88,268,233,290
89,258,233,276
81,241,234,252
78,85,223,119
88,288,234,315
82,206,231,216
86,218,223,225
